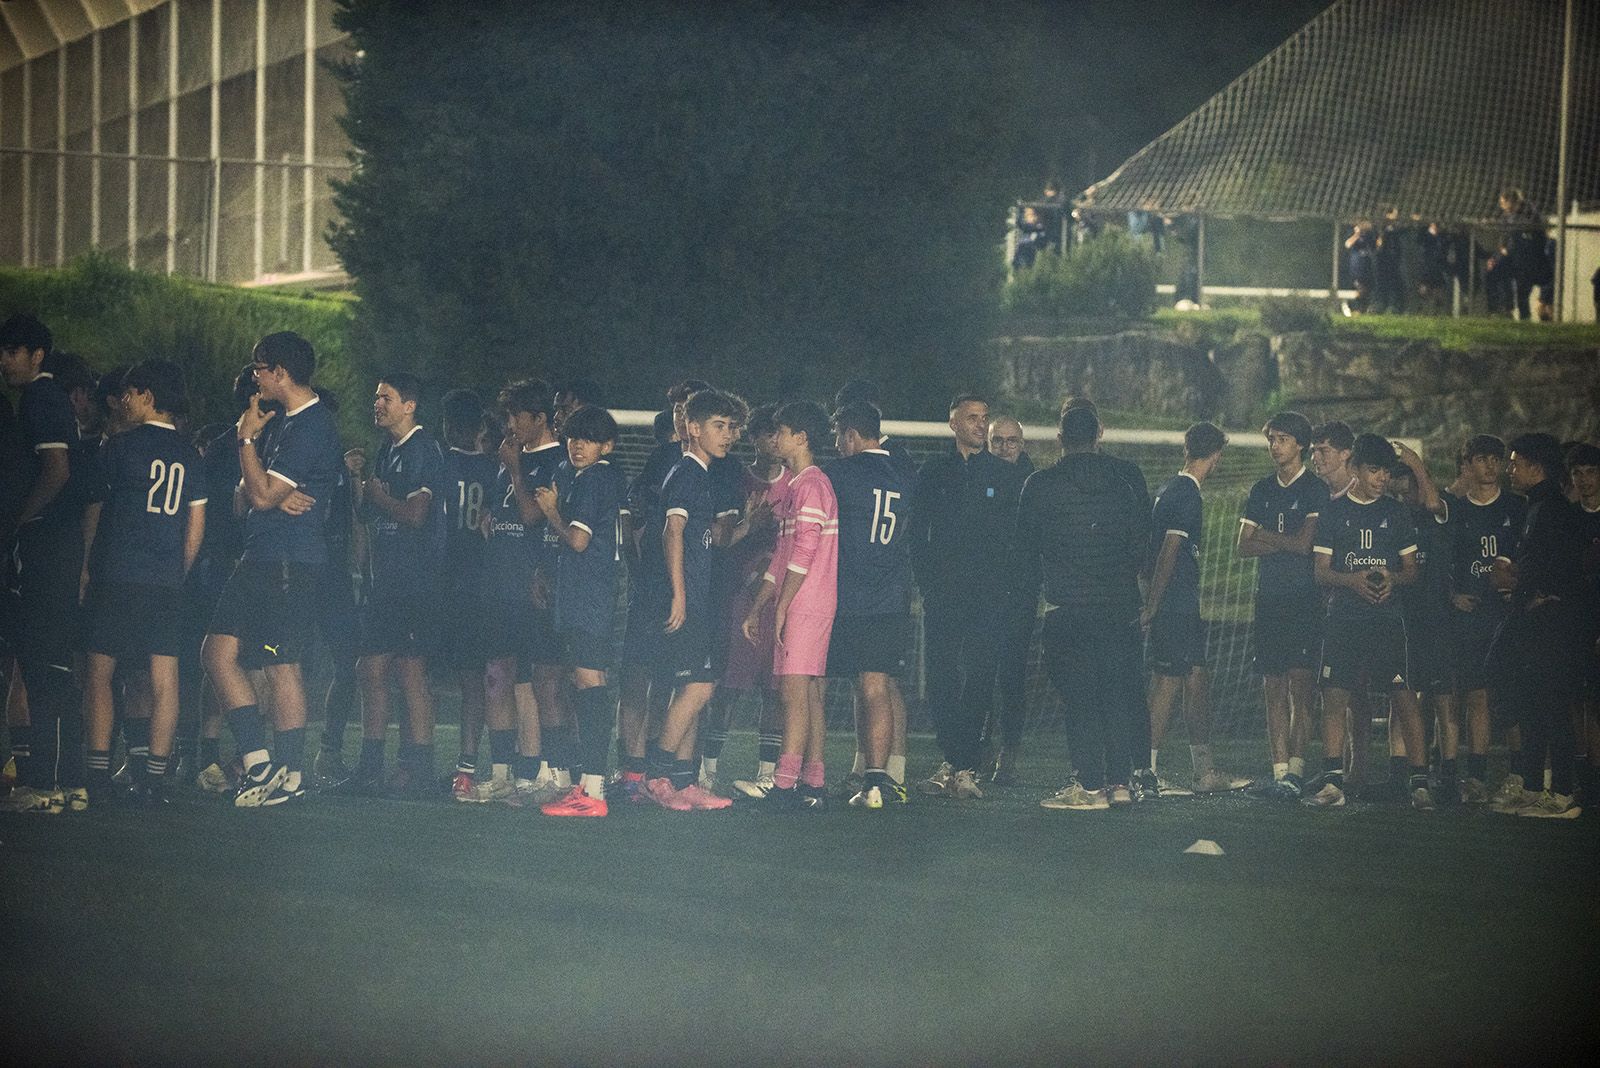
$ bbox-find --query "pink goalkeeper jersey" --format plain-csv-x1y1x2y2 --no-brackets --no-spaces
763,464,838,619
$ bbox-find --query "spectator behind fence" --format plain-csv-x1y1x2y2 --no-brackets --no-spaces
1343,220,1377,316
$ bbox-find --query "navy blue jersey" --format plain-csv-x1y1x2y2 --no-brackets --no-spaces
656,453,715,613
710,455,746,521
200,426,245,568
366,426,447,593
17,372,78,530
443,447,497,590
555,459,626,635
1240,467,1328,598
824,449,913,617
1150,472,1203,612
242,397,343,566
627,440,681,527
0,396,27,523
1441,489,1526,602
1400,502,1451,628
88,422,207,588
484,458,540,605
324,466,355,567
522,442,567,574
878,436,921,489
1313,494,1417,620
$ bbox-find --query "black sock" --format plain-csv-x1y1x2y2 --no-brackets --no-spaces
647,745,676,781
575,686,614,783
125,718,152,776
409,743,434,779
1389,755,1406,780
86,749,113,792
199,737,221,768
670,758,695,790
358,737,385,776
865,768,889,789
702,727,728,761
10,724,37,787
624,754,647,775
1323,756,1343,778
455,756,477,775
145,753,170,780
489,729,516,767
276,727,306,774
514,753,541,781
227,705,266,757
1467,753,1488,781
1439,758,1458,782
1408,769,1429,790
758,732,781,766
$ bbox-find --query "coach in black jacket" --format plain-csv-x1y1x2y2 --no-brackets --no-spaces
906,393,1027,797
1017,405,1147,802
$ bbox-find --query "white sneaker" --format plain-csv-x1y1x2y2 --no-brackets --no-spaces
1488,774,1527,812
234,763,290,808
517,773,566,808
696,768,720,795
1155,776,1194,797
471,775,516,804
732,774,775,799
1519,791,1581,820
196,762,232,794
0,785,66,814
1410,786,1435,811
1192,769,1250,794
849,786,884,810
917,762,954,797
1304,781,1346,807
951,768,984,800
1040,781,1109,811
1107,784,1134,806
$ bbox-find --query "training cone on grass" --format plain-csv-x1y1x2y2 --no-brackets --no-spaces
1183,839,1225,856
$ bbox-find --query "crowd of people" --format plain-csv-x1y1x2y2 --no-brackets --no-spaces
2,311,1597,820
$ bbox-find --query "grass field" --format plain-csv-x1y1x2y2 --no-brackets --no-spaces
3,729,1597,1066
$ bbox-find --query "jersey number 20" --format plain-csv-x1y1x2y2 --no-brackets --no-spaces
146,459,186,516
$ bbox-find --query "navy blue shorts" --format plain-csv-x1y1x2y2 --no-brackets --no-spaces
1147,606,1205,676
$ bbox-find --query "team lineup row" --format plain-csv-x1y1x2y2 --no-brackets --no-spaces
2,312,1598,819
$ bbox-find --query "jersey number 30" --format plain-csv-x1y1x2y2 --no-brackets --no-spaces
870,489,900,545
146,459,186,516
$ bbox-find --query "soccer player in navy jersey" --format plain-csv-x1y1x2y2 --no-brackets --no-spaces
1237,412,1328,801
1386,443,1451,803
642,389,742,811
436,390,499,800
825,401,913,809
517,383,574,794
1309,433,1429,809
533,405,627,817
1417,435,1519,804
348,373,447,797
0,315,86,813
202,331,344,807
78,360,206,804
1142,422,1248,798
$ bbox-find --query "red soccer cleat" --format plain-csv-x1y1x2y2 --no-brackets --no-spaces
541,785,609,817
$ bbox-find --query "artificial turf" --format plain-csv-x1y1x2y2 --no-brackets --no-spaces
3,730,1597,1065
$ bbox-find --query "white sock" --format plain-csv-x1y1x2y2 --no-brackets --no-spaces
887,755,906,784
851,750,866,776
1190,744,1214,777
515,777,535,789
1272,761,1289,781
701,755,718,779
554,767,571,788
491,762,510,782
581,772,605,800
1150,749,1159,775
282,771,302,792
1287,756,1305,778
537,760,552,781
757,759,776,778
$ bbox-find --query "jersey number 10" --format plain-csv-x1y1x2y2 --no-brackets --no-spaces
870,489,901,545
146,459,186,516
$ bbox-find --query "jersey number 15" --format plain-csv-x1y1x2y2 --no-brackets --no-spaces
870,489,900,545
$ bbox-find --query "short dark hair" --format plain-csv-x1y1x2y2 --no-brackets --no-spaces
774,400,831,451
253,331,316,385
1566,442,1600,471
949,392,988,413
557,377,604,408
0,313,52,356
441,388,486,445
233,363,259,413
1461,433,1506,462
500,378,553,421
193,421,229,449
380,372,422,406
1351,432,1398,470
1507,432,1566,483
834,378,882,410
652,409,676,444
831,400,881,441
746,402,779,438
685,388,746,427
1184,421,1227,460
1262,411,1314,449
122,359,189,416
49,350,95,394
1311,420,1354,451
564,405,619,445
1059,405,1100,448
668,379,713,406
1060,395,1098,418
96,365,130,417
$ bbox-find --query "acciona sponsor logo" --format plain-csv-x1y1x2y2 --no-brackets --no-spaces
1470,559,1497,577
1344,553,1388,568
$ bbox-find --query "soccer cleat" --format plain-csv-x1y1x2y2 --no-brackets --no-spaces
1192,769,1251,794
848,785,884,809
1434,778,1460,807
1040,781,1109,811
195,761,234,794
1107,783,1134,806
1518,791,1581,820
1489,774,1528,812
880,780,909,805
917,762,955,797
1155,775,1193,798
697,767,721,795
261,777,307,806
385,765,434,800
1131,768,1161,802
644,777,693,811
1304,781,1346,807
1459,777,1489,804
541,785,609,817
112,759,136,786
450,772,477,803
0,786,66,814
470,776,516,804
674,784,733,811
313,749,351,788
234,762,290,808
732,773,776,800
797,785,829,812
64,786,91,812
990,748,1019,786
1246,773,1303,802
1,755,15,789
951,768,984,800
1410,786,1435,811
521,774,568,808
832,772,866,801
126,781,172,806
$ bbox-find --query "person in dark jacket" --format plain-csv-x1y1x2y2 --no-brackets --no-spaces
1487,433,1588,818
1021,405,1147,811
906,393,1026,800
981,415,1037,784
